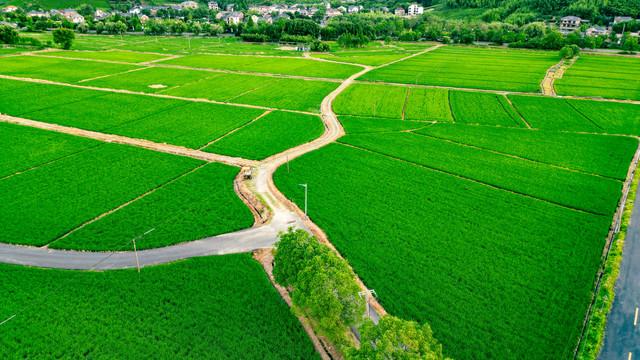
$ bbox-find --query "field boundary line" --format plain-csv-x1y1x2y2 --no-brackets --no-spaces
337,114,433,123
504,95,531,128
0,115,258,168
339,142,607,215
0,143,103,182
303,51,369,69
155,73,222,94
78,66,149,83
496,94,525,127
46,162,209,248
374,44,442,70
198,110,273,151
140,54,183,64
150,63,345,82
411,131,623,181
223,78,282,102
447,90,455,123
565,100,604,130
541,57,565,95
27,53,146,67
98,101,194,134
401,87,410,120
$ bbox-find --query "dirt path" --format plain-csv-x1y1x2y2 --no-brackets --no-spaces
541,57,578,96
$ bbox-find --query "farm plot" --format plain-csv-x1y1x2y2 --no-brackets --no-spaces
359,46,559,92
231,78,339,113
40,50,172,64
0,142,202,247
404,87,453,122
0,55,138,83
274,143,621,360
340,132,622,214
82,66,215,93
417,123,637,180
565,99,640,136
340,116,430,134
22,92,183,131
508,95,600,132
0,122,100,178
555,55,640,101
51,163,252,251
333,83,408,119
450,91,525,127
107,102,265,149
0,79,107,115
203,111,325,160
157,54,361,79
0,255,320,360
311,52,410,66
162,73,279,101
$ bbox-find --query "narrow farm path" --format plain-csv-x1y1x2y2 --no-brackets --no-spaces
541,56,578,96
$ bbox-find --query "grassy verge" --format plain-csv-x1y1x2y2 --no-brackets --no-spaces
577,160,640,359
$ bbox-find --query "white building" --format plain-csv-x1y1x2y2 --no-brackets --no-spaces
322,1,330,9
408,4,424,16
208,1,219,10
180,1,198,9
348,5,358,13
2,5,18,13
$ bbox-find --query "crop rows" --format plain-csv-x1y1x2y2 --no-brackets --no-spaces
274,143,617,360
333,83,408,119
0,255,320,359
450,91,523,127
340,132,623,214
83,66,215,93
404,87,453,121
359,47,560,92
163,72,279,101
40,50,171,64
555,55,640,101
339,116,430,134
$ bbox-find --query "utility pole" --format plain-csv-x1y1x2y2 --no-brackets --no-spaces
287,154,290,173
415,73,421,85
132,228,155,273
358,289,377,319
298,184,307,220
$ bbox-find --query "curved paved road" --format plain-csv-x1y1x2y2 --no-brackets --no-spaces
599,189,640,359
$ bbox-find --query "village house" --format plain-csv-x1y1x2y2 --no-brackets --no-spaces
26,10,48,18
585,26,609,36
274,13,290,21
322,1,331,9
408,4,424,16
394,7,406,16
337,6,347,12
325,9,341,17
226,4,235,11
180,1,198,9
223,11,243,24
558,16,586,32
2,5,18,13
614,16,633,24
348,5,358,13
208,1,219,10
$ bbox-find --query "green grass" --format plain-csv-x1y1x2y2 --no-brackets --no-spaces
42,50,172,64
83,66,215,93
416,123,637,180
162,73,279,101
0,143,202,246
157,54,362,79
0,122,100,178
339,116,430,134
50,163,253,251
565,99,640,136
340,132,622,214
359,46,560,92
333,83,408,119
0,55,138,83
274,142,621,360
203,111,325,160
508,95,600,132
555,55,640,101
231,78,339,113
404,87,453,122
107,102,265,149
450,91,524,127
0,47,27,55
0,255,320,359
311,53,409,66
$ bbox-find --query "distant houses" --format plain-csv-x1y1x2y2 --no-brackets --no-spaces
394,7,405,16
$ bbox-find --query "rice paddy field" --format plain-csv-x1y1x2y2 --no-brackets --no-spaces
359,46,560,92
41,50,173,64
555,54,640,101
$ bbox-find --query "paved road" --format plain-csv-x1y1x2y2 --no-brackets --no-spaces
599,189,640,360
0,212,308,270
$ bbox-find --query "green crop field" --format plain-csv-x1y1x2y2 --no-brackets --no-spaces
333,83,408,119
231,78,339,113
163,73,279,101
0,256,320,359
41,50,172,64
404,87,453,122
274,142,628,360
0,55,138,83
0,122,100,178
555,55,640,101
203,111,325,160
157,54,362,79
417,123,637,180
339,116,431,134
0,142,203,247
359,47,560,92
311,53,410,66
83,66,215,93
340,132,622,214
565,99,640,136
508,95,601,132
450,91,524,127
51,163,253,251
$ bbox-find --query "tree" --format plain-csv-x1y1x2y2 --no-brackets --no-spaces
569,44,580,57
0,25,20,44
559,45,573,58
348,315,449,360
170,20,187,35
77,22,89,34
623,36,639,52
95,22,104,34
52,28,75,49
77,3,94,16
310,39,330,52
540,30,563,50
113,20,127,36
191,22,202,35
273,228,328,288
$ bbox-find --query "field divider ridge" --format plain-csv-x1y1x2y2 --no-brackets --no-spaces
401,87,410,120
77,66,149,83
197,110,273,151
565,100,604,130
223,78,282,102
339,141,607,216
496,94,523,127
504,95,531,128
149,63,344,82
46,162,209,248
155,73,222,94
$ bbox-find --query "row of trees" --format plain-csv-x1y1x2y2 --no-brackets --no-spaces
0,25,73,49
272,228,448,359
